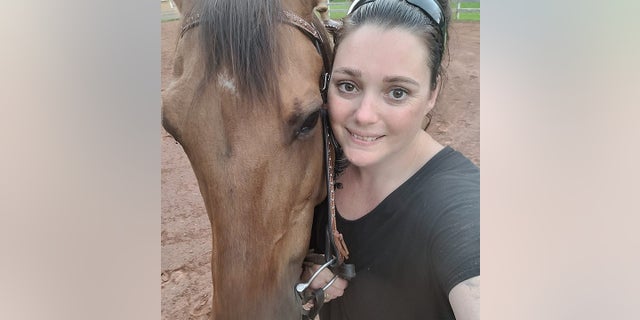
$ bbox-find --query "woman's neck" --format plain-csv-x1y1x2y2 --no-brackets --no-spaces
336,132,443,220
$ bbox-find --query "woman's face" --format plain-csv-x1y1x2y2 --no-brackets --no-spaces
329,25,437,168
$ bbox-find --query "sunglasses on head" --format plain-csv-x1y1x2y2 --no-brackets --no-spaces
347,0,446,35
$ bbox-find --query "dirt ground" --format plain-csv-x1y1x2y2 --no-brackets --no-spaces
161,19,479,319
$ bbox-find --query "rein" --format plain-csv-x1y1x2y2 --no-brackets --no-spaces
178,8,355,319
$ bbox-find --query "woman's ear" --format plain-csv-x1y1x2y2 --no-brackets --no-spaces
426,75,443,113
422,76,442,131
422,113,432,130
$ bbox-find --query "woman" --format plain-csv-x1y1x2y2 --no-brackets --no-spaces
302,0,479,319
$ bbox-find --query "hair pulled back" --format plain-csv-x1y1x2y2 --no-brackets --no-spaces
334,0,450,90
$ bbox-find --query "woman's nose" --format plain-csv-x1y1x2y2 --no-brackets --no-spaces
353,92,379,125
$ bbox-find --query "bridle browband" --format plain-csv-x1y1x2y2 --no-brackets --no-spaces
179,7,355,319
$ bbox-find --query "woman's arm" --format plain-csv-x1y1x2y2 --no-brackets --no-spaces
449,275,480,320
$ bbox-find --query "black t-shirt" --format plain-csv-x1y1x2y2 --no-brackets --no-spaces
309,146,480,319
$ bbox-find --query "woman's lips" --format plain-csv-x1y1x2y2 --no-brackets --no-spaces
347,129,384,143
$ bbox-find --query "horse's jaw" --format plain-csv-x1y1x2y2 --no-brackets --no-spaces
205,203,315,319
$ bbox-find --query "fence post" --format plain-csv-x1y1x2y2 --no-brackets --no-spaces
452,0,480,20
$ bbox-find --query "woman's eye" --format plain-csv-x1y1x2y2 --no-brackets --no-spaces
337,82,357,93
389,88,408,100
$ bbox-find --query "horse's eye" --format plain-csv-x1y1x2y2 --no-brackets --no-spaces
296,110,320,138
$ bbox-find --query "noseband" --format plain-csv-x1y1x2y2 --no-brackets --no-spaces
179,9,355,319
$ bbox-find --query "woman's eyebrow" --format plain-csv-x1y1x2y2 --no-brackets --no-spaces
383,76,419,86
332,67,361,78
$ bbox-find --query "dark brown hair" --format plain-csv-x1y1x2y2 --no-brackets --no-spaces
198,0,282,104
335,0,451,90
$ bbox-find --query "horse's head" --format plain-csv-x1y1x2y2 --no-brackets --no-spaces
161,0,331,318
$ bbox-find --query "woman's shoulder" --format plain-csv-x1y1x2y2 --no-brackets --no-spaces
405,146,479,196
425,146,478,176
391,147,479,222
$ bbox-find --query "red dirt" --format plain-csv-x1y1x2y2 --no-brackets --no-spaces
161,19,479,319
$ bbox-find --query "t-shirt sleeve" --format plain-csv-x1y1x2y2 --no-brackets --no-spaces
430,174,480,295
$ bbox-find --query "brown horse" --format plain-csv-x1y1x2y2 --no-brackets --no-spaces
162,0,333,318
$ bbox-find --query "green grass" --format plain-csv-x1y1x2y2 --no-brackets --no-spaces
325,1,479,21
327,2,350,19
457,12,480,21
453,2,480,21
458,2,480,9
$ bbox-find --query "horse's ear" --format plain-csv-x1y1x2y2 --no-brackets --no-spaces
315,0,329,21
174,0,199,19
311,0,343,42
172,0,186,14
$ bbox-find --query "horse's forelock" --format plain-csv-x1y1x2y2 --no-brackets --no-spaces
198,0,282,105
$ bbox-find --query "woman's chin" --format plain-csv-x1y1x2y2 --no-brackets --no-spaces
344,151,379,168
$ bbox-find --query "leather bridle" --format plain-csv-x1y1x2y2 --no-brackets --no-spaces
179,7,355,320
280,11,356,319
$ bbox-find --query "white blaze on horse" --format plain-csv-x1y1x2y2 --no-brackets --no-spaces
162,0,348,319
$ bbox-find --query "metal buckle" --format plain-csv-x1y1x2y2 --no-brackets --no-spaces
320,72,330,103
320,72,330,92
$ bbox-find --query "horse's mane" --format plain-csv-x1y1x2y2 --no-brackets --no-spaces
197,0,282,105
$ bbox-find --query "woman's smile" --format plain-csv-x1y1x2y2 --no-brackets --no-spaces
328,25,434,168
347,128,385,144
